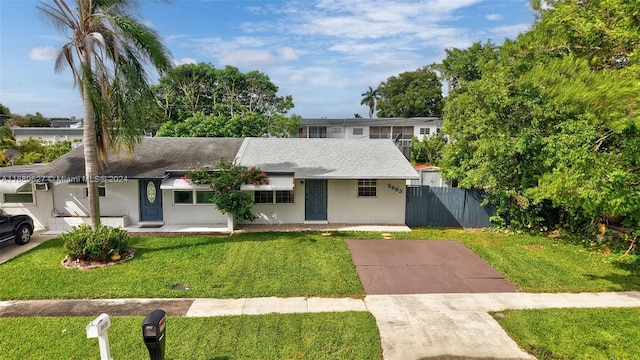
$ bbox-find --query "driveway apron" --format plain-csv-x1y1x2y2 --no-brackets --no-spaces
346,239,517,294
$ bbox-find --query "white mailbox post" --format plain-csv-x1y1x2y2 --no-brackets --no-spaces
86,313,113,360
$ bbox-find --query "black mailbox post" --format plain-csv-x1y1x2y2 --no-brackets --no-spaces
142,309,166,360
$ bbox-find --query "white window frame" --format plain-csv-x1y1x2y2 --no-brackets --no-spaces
173,190,214,205
254,190,295,204
357,179,377,198
352,127,364,136
420,127,430,135
83,184,107,198
2,184,35,204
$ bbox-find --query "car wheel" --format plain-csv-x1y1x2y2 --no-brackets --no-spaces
15,224,32,245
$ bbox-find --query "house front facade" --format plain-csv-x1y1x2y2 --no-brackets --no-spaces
0,137,418,232
235,138,417,225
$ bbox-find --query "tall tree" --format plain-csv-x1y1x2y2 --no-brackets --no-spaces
38,0,172,229
376,66,443,118
440,0,640,231
435,41,499,92
360,85,380,118
154,63,298,137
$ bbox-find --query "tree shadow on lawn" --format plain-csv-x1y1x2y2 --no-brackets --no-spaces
584,258,640,291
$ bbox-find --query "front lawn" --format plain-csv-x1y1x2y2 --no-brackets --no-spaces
2,228,640,300
392,228,640,292
0,312,381,360
494,307,640,359
0,233,363,300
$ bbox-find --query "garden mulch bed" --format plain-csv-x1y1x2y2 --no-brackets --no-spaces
346,239,517,294
61,248,136,270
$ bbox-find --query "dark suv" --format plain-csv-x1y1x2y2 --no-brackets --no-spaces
0,210,34,245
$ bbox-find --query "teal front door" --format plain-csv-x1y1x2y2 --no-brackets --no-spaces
139,179,163,221
305,179,327,221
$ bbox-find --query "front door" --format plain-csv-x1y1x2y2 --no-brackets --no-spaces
305,179,327,221
139,179,163,221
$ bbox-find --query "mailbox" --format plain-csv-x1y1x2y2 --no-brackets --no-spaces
142,309,166,360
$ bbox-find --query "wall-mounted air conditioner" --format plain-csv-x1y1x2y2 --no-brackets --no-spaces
34,182,49,191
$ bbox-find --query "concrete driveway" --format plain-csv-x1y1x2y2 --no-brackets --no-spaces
0,232,57,264
346,239,517,294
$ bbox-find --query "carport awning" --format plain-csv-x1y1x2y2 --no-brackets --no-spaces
240,174,295,191
0,181,31,193
160,177,211,190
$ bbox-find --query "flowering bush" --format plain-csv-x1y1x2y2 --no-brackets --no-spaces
186,160,269,221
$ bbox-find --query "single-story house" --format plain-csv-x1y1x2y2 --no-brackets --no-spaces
0,137,418,232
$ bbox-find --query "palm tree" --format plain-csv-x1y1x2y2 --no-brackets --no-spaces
38,0,172,229
360,85,380,118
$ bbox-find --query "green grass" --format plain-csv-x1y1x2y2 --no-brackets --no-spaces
0,233,363,300
2,228,640,299
387,228,640,292
494,307,640,360
0,312,381,360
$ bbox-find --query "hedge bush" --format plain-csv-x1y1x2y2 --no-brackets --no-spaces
62,224,130,261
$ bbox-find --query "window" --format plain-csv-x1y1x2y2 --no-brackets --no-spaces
330,127,342,134
83,185,106,198
254,191,274,204
174,190,214,205
369,126,391,139
298,127,308,138
196,191,214,204
174,190,193,204
3,183,34,204
275,190,294,204
357,179,377,197
254,190,294,204
352,127,363,136
309,126,327,138
3,192,34,204
420,127,430,135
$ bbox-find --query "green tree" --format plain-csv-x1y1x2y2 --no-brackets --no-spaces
152,63,298,137
440,0,640,231
435,41,499,92
410,133,447,165
0,125,16,164
39,0,172,229
0,103,11,125
360,85,380,118
376,66,443,118
19,112,50,127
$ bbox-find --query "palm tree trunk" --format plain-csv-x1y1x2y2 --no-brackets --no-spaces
81,56,101,230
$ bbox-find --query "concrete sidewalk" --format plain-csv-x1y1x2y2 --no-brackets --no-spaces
2,292,640,359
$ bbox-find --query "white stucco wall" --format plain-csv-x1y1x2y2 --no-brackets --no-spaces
51,181,139,224
0,184,54,230
246,178,407,225
250,179,306,224
161,189,227,225
327,179,406,224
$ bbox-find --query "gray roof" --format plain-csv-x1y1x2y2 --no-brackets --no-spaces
12,128,84,136
299,117,442,127
236,138,419,179
35,137,244,178
0,164,48,178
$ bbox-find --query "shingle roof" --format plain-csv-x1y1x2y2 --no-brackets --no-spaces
236,138,419,179
35,137,244,178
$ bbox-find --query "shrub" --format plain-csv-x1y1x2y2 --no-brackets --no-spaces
62,224,130,261
187,159,269,222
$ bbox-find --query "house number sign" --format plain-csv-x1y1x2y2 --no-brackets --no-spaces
146,182,157,203
387,183,403,194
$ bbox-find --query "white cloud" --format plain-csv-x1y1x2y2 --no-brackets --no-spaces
29,46,57,61
278,47,298,61
486,13,503,21
173,57,197,66
489,23,531,39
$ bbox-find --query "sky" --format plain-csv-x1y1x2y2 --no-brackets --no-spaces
0,0,537,119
